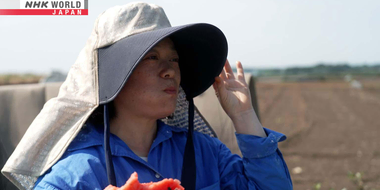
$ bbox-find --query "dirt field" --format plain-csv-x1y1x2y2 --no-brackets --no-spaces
255,78,380,190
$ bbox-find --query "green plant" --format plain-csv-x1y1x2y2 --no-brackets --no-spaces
314,182,322,190
347,171,364,190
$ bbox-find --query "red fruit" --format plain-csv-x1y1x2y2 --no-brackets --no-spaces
104,172,184,190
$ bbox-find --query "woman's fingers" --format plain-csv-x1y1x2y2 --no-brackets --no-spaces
236,61,245,81
224,59,235,79
213,77,225,98
219,59,246,84
219,68,227,80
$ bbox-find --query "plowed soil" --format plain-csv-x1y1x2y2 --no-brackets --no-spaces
256,79,380,190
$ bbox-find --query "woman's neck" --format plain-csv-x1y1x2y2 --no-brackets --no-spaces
110,112,157,157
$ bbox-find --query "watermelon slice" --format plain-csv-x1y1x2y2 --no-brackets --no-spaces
104,172,184,190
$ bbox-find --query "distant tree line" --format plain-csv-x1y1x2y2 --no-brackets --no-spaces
255,63,380,77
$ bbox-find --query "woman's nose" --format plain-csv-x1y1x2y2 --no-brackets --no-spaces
160,61,177,79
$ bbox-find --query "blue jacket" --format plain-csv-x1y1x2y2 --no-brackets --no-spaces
34,121,292,190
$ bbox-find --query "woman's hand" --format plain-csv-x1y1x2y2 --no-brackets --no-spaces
213,60,252,117
213,60,266,137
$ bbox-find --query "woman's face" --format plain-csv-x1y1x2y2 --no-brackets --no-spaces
114,38,181,119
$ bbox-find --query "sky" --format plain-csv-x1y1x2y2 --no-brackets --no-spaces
0,0,379,74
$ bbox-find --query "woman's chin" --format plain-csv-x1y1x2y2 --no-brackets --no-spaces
155,108,176,119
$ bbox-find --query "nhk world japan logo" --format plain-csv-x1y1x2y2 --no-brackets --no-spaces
0,0,88,15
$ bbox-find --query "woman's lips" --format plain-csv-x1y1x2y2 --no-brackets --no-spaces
164,87,177,94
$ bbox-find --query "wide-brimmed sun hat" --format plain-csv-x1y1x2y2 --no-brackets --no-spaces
98,23,227,103
2,2,227,190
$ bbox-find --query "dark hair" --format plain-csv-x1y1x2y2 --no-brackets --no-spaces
86,101,116,126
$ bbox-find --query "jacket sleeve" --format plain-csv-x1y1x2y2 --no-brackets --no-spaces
217,128,293,189
33,152,106,190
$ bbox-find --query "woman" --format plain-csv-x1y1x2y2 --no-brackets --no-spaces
2,2,292,190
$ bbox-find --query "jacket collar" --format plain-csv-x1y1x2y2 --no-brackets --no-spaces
67,120,187,157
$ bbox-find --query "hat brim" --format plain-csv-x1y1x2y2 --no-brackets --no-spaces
98,23,228,104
